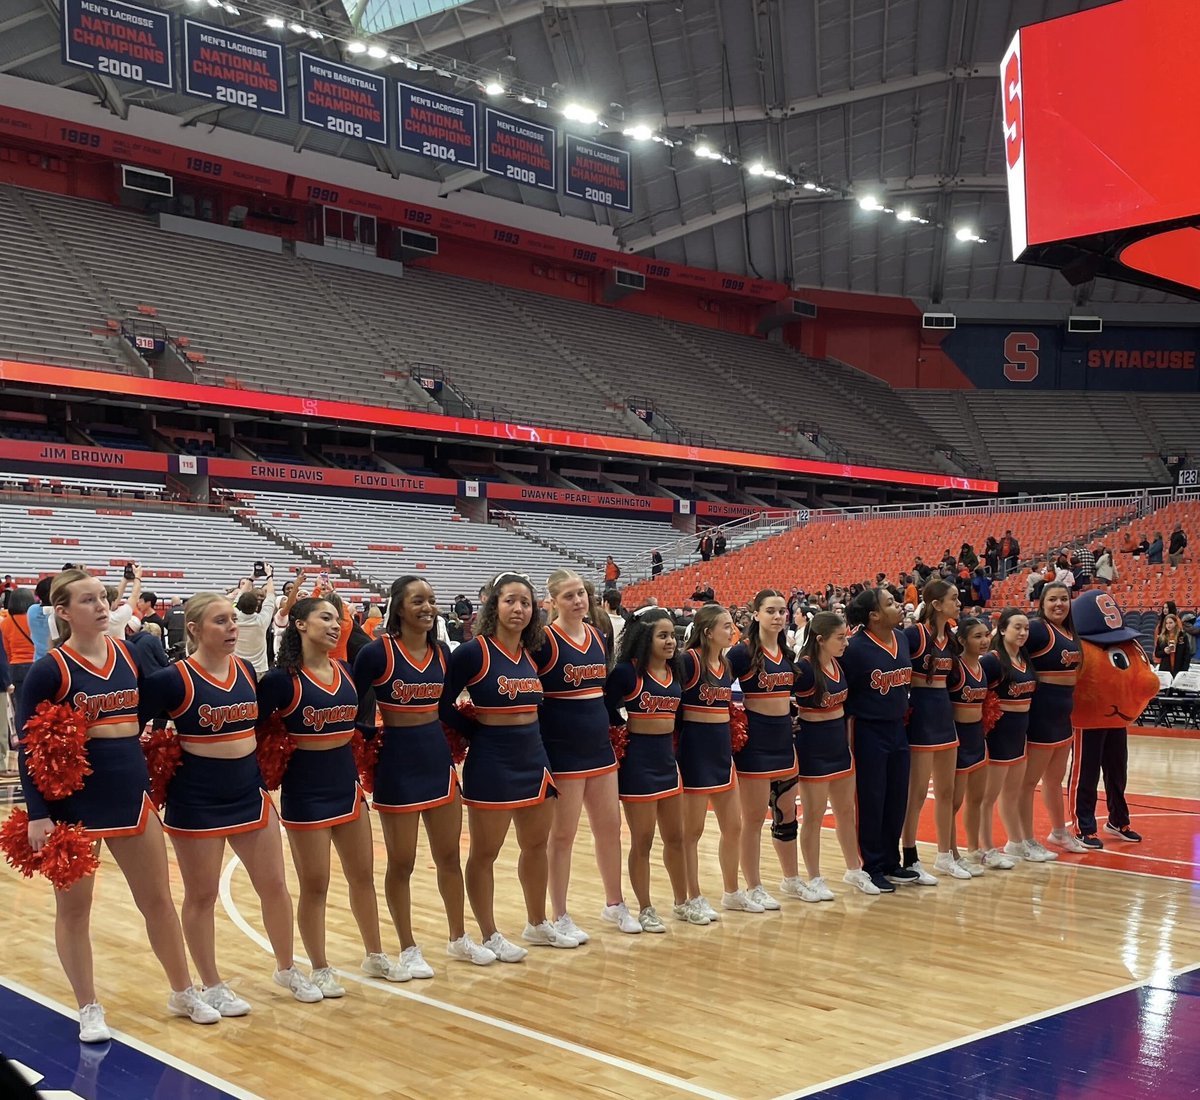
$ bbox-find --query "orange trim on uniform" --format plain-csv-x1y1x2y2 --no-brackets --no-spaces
62,638,118,679
550,621,598,655
681,704,731,719
466,640,492,687
987,754,1027,767
162,791,271,837
864,631,898,658
84,791,157,839
1036,671,1079,685
488,637,527,665
542,688,605,700
473,704,540,716
618,768,683,803
178,730,256,746
682,763,736,795
49,649,71,702
280,784,366,830
734,749,798,779
88,714,141,728
955,756,989,775
168,662,196,719
644,667,673,690
397,638,436,673
1026,735,1073,750
185,656,239,691
300,663,342,696
552,759,620,782
461,767,553,810
372,769,459,814
798,763,855,783
910,741,958,752
371,636,397,687
279,676,304,719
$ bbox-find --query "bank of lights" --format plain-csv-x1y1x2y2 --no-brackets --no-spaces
858,194,931,226
956,226,987,243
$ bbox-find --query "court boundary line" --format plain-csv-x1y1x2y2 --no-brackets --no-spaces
218,856,739,1100
0,976,265,1100
773,961,1200,1100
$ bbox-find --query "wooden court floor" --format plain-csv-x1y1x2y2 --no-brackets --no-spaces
3,732,1199,1100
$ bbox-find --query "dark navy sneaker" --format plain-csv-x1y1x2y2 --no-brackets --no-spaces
868,873,896,894
1077,832,1105,850
885,866,921,885
1104,823,1142,843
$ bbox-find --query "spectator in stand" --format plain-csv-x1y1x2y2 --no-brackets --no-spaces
1,589,37,701
1053,556,1076,591
954,567,974,607
983,536,1000,577
959,543,979,573
1168,523,1188,568
603,590,626,653
1156,614,1191,676
690,580,715,603
999,530,1020,578
697,532,714,562
714,532,727,557
105,564,143,639
1122,533,1150,558
901,574,919,610
1147,532,1165,566
234,566,276,678
913,557,933,583
364,605,385,640
604,556,621,591
136,591,167,651
27,577,54,660
971,566,992,607
1094,546,1116,586
1073,545,1095,589
650,549,664,578
452,593,474,622
1026,563,1047,603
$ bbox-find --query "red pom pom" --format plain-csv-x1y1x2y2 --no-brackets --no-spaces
458,701,478,724
0,809,98,889
609,724,628,762
141,727,182,810
351,729,381,794
982,691,1003,735
729,704,749,754
21,700,91,800
440,700,477,766
256,713,296,790
0,809,36,878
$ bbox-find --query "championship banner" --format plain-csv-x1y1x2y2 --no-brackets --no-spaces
206,458,459,497
183,20,286,116
61,0,173,90
299,53,387,145
486,482,672,514
564,134,631,212
484,108,556,191
397,83,478,168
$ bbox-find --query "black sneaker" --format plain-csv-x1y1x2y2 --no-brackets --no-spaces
1077,832,1104,850
885,866,920,885
868,873,896,893
1104,823,1142,843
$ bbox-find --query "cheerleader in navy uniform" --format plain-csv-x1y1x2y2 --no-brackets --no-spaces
678,603,762,920
726,590,797,911
978,608,1036,867
16,569,219,1042
793,612,879,897
1021,583,1089,856
440,572,577,962
258,597,409,996
353,577,496,977
901,579,970,882
605,608,688,931
948,617,992,874
842,587,916,893
536,569,638,943
141,593,323,1013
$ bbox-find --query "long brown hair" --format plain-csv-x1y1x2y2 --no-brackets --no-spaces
685,603,730,686
798,611,843,709
49,568,94,648
744,588,791,678
917,578,960,681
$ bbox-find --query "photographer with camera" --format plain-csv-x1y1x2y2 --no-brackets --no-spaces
105,562,143,639
234,563,276,679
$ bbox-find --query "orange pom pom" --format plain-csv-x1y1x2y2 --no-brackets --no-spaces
0,809,36,878
440,700,477,766
141,726,182,810
609,724,628,762
351,729,381,794
256,713,296,790
729,704,749,754
21,700,91,800
982,691,1003,735
0,809,98,889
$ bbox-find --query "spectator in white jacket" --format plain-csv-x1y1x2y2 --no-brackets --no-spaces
234,567,276,678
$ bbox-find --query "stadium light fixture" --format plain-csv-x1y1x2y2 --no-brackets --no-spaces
622,124,654,141
307,28,324,39
748,162,765,176
403,58,420,70
288,22,305,34
221,2,240,13
562,103,599,124
265,16,284,28
367,44,388,59
858,195,881,211
694,142,714,159
518,94,536,104
955,226,986,242
206,0,221,7
347,41,368,53
484,80,506,96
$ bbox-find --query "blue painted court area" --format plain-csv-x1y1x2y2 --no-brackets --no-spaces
0,982,249,1099
802,967,1200,1100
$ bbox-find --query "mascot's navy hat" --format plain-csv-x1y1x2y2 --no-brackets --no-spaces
1071,590,1141,644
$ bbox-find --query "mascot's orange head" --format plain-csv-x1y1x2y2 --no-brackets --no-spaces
1070,590,1159,729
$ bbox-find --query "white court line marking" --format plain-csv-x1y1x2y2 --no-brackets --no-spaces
218,856,738,1100
773,961,1200,1100
0,977,265,1100
1126,811,1200,818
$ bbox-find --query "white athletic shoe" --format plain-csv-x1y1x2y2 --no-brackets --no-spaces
955,855,984,878
746,885,782,910
1004,840,1031,861
779,876,821,903
908,861,939,885
310,967,346,998
982,848,1016,870
1028,839,1057,861
522,920,579,949
167,987,221,1025
362,952,411,982
721,889,765,913
808,876,836,901
483,932,528,963
843,869,881,895
672,900,710,926
638,906,667,933
273,967,324,1003
1047,829,1089,853
933,853,972,880
200,981,251,1017
446,934,497,966
600,902,643,934
553,913,590,945
78,1002,111,1044
695,896,721,922
400,945,436,979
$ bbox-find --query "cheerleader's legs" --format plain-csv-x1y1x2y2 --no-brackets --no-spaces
623,795,686,910
979,761,1025,851
682,788,741,898
53,855,99,1008
737,775,775,890
1038,744,1072,834
381,797,467,947
954,769,988,854
827,774,863,871
512,799,555,926
902,750,957,857
548,772,623,917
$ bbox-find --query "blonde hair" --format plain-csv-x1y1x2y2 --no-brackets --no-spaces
546,568,582,624
50,568,95,648
184,592,233,655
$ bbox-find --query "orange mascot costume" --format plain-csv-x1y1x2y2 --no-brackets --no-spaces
1068,591,1159,847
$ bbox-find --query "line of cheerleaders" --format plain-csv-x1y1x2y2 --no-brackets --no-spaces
14,567,1086,1043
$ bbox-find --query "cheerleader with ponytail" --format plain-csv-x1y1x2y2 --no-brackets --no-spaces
947,616,992,873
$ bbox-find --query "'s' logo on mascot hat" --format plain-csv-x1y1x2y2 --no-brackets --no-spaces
1072,590,1141,643
1070,590,1159,729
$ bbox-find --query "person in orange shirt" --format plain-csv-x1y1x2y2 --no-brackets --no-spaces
902,576,919,610
0,587,36,692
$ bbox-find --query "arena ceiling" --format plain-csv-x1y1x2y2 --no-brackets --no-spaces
2,0,1183,313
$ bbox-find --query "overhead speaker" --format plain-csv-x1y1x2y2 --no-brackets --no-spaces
922,312,957,330
1067,315,1103,333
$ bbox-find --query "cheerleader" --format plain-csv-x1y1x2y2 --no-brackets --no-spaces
726,590,798,910
978,608,1037,866
842,587,916,893
678,603,760,919
440,572,577,961
793,612,879,897
1021,583,1088,855
536,569,638,942
141,593,323,1013
948,617,991,874
353,577,497,976
258,597,409,996
604,608,688,930
16,569,220,1042
901,579,970,882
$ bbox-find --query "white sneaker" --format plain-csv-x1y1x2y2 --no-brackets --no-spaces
721,889,765,913
638,905,667,933
955,856,984,878
273,967,324,1003
808,876,836,901
1004,840,1030,861
779,876,821,903
746,884,782,910
1028,839,1057,861
908,861,939,885
695,896,721,922
483,932,528,963
553,912,590,945
446,934,497,966
78,1002,111,1043
522,920,579,949
200,981,251,1017
401,945,435,979
933,853,972,880
310,967,346,997
843,869,881,895
600,902,643,934
672,900,710,926
1047,830,1089,853
982,848,1016,870
167,987,221,1025
362,952,411,982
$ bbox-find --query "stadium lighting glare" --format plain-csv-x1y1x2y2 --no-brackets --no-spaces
265,16,284,28
748,162,765,176
896,207,914,222
206,0,221,8
518,94,536,104
307,28,324,39
403,58,420,70
484,80,506,96
859,195,881,211
367,44,388,59
803,181,817,190
287,22,305,34
622,124,653,141
221,3,240,13
694,142,714,159
562,103,599,124
347,41,368,54
388,53,403,63
955,226,980,241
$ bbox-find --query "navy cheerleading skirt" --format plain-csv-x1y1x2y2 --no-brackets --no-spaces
955,720,987,774
279,743,365,830
539,697,618,780
676,720,735,794
618,733,681,802
48,736,155,840
164,751,271,837
461,721,555,810
734,711,797,779
986,711,1029,766
907,688,958,750
1026,685,1075,749
374,721,458,813
796,716,853,782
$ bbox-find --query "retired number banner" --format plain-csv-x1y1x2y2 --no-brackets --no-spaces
300,54,388,145
484,108,556,191
183,20,286,116
564,134,631,211
61,0,173,90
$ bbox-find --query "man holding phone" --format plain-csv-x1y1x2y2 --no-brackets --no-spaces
234,563,276,679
